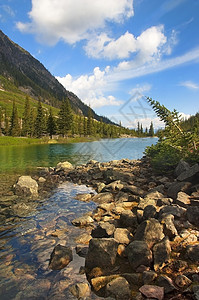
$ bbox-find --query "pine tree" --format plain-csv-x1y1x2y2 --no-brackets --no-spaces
0,107,2,136
22,96,31,136
58,98,73,136
34,99,45,138
47,108,57,138
83,117,87,136
149,121,154,137
140,123,143,135
29,108,36,137
4,108,9,136
87,107,93,136
9,101,20,136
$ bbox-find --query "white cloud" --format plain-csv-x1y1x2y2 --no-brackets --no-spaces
179,80,199,90
56,67,123,108
17,0,134,45
85,25,167,60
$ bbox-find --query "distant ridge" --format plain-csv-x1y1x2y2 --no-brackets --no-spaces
0,30,114,124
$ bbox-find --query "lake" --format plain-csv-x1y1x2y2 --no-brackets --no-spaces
0,137,157,174
0,137,157,299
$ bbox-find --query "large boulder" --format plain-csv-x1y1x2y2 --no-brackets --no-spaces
14,176,38,199
187,206,199,227
177,163,199,182
49,244,73,270
134,218,164,248
167,182,191,199
85,238,118,270
174,160,190,177
126,240,152,270
106,277,131,300
56,161,74,171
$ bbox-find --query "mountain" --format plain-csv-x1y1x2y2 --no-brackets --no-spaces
0,30,113,124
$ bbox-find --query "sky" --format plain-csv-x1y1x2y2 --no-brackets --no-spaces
0,0,199,129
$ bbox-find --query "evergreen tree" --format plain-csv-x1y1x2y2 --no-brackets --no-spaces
34,99,45,138
22,96,31,136
145,127,148,135
0,107,2,136
137,122,140,135
140,123,143,135
9,101,20,136
4,108,9,136
29,108,36,137
149,121,154,137
87,107,93,135
58,98,73,136
47,108,57,138
83,117,87,136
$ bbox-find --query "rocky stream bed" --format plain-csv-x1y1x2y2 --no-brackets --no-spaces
1,158,199,299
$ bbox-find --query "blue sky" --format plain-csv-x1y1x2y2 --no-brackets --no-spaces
0,0,199,128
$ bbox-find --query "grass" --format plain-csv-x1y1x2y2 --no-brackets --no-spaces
0,135,100,146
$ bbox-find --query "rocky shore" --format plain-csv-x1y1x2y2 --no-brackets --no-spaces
11,158,199,299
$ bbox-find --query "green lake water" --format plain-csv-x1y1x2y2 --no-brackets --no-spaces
0,137,157,174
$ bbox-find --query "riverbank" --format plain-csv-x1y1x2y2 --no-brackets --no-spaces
0,135,101,146
8,157,199,299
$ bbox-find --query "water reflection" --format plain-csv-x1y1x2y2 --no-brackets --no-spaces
0,137,157,174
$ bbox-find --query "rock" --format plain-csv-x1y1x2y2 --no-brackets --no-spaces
134,218,164,248
161,214,178,238
102,180,124,192
120,209,138,228
69,282,90,298
143,271,157,284
106,277,131,300
139,285,164,300
75,232,92,244
126,240,152,270
123,185,145,197
56,161,74,171
177,163,199,181
123,273,141,285
167,182,192,199
145,191,164,200
75,193,92,202
186,244,199,263
49,244,73,270
173,260,188,272
114,228,133,245
143,205,157,220
176,192,190,208
38,177,46,183
75,245,88,258
91,222,115,238
156,275,176,293
153,237,171,271
96,182,106,193
159,205,186,219
187,206,199,226
175,275,192,288
91,275,119,292
71,215,94,227
98,202,115,212
178,229,198,243
14,176,38,198
91,192,114,204
85,238,118,270
175,160,190,177
12,201,38,217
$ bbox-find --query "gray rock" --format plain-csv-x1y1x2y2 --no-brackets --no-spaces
71,215,94,227
85,238,118,270
186,244,199,263
176,191,190,208
167,182,192,199
134,218,164,248
75,193,92,202
177,163,199,181
49,244,73,270
120,209,138,228
69,282,90,298
91,192,114,204
123,185,145,197
91,222,115,238
175,274,192,288
126,240,152,270
175,160,190,177
139,285,164,300
114,228,133,245
187,206,199,226
75,245,88,258
161,214,178,238
102,180,124,192
159,205,186,219
106,277,131,300
143,205,157,220
14,176,38,198
56,161,74,171
156,275,176,294
153,237,171,271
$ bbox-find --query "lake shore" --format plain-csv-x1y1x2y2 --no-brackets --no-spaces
6,157,199,299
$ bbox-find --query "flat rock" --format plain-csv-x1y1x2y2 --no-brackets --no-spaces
139,285,164,300
176,192,190,208
91,192,114,204
71,215,94,227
